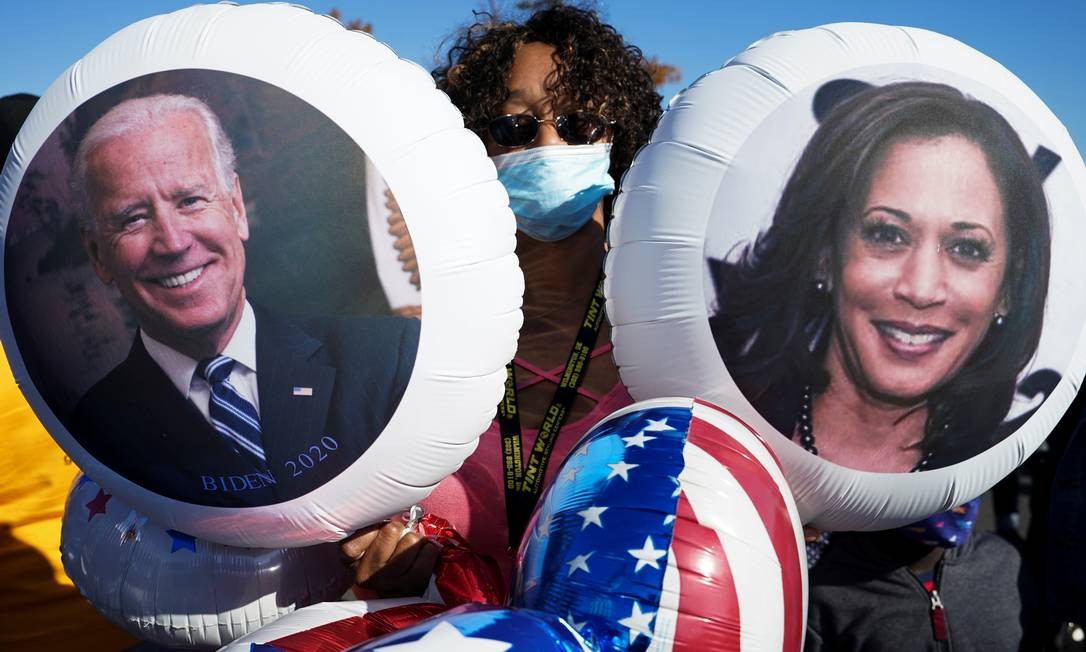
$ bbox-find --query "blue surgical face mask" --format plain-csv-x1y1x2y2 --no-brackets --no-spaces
492,144,615,242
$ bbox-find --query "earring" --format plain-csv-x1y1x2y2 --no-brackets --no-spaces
993,313,1006,327
814,278,829,293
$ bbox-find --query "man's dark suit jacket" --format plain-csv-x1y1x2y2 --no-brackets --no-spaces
69,305,420,507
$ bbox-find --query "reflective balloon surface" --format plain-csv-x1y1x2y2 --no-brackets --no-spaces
513,398,807,651
352,603,590,651
61,475,352,648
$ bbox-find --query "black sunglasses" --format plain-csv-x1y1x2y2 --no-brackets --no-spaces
486,111,615,148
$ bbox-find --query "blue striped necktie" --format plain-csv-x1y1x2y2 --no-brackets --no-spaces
196,355,266,467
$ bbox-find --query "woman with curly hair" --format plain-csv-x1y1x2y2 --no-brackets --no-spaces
339,5,662,595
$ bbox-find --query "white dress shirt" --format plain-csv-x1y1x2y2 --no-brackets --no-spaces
141,301,261,422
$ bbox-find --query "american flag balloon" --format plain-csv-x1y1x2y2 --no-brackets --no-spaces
349,603,591,651
512,398,807,651
60,475,351,648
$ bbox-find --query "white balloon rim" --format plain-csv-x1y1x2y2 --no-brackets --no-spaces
606,22,1086,530
0,3,520,546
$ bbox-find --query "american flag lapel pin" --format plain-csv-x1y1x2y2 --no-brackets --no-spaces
293,386,313,397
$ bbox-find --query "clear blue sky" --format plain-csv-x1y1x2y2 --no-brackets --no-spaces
2,1,1084,149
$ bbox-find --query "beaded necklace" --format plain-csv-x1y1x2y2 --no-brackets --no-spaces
799,384,934,568
798,385,934,471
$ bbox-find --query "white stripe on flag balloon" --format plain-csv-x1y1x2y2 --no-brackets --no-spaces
680,442,784,652
691,401,795,512
648,547,681,652
691,400,809,620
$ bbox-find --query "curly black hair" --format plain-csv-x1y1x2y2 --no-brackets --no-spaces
433,5,662,185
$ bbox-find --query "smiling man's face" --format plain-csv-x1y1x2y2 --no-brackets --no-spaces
81,110,249,358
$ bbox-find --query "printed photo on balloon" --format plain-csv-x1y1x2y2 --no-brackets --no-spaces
702,68,1084,474
3,69,422,507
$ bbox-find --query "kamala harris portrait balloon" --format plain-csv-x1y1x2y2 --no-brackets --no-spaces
607,22,1086,532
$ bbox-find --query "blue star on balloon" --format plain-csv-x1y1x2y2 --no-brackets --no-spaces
514,406,692,651
166,529,197,554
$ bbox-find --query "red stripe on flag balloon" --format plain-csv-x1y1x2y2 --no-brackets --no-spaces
688,408,804,652
671,490,742,650
264,603,448,651
694,398,789,489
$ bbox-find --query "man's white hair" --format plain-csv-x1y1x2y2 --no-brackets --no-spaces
71,94,237,227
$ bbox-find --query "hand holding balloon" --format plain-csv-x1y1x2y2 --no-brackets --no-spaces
340,519,440,598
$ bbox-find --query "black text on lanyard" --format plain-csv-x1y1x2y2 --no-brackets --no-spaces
499,270,606,548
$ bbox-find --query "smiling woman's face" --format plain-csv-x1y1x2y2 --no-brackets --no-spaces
833,134,1009,402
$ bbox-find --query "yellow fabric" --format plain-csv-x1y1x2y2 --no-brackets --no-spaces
0,352,136,650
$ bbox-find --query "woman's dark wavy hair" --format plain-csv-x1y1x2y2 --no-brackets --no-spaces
432,5,662,185
708,81,1051,466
